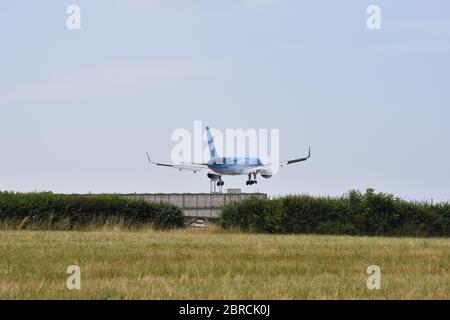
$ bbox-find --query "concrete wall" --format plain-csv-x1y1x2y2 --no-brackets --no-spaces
121,193,267,218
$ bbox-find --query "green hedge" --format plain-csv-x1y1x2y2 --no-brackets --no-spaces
219,189,450,237
0,192,184,230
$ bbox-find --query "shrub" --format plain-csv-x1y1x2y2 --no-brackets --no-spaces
151,203,185,229
219,197,283,233
220,189,449,237
0,192,184,230
281,195,351,234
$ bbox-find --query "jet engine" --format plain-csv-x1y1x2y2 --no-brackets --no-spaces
260,168,273,178
207,173,221,181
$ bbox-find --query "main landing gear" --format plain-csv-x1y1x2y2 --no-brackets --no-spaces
246,173,257,185
210,177,224,193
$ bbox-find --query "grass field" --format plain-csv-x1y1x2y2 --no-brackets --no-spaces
0,227,448,299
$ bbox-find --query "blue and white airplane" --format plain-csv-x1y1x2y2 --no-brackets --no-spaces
147,126,310,186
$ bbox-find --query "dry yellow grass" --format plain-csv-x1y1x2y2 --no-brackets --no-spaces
0,227,448,299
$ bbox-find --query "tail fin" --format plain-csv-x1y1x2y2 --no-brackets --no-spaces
205,126,216,158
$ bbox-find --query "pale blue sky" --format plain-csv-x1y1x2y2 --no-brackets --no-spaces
1,1,449,201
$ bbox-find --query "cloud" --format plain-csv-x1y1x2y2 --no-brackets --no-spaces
241,0,273,6
2,59,214,104
119,0,273,11
406,20,450,37
375,40,450,55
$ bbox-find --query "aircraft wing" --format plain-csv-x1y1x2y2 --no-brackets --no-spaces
240,146,311,174
146,153,208,173
279,146,311,168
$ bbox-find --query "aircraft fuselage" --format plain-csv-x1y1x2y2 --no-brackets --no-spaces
207,157,263,175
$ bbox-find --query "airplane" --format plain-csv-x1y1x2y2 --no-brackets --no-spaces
146,126,310,186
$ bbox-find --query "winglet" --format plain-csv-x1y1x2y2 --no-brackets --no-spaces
285,146,311,165
146,152,154,164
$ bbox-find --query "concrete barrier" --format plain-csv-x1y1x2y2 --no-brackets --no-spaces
121,193,267,218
